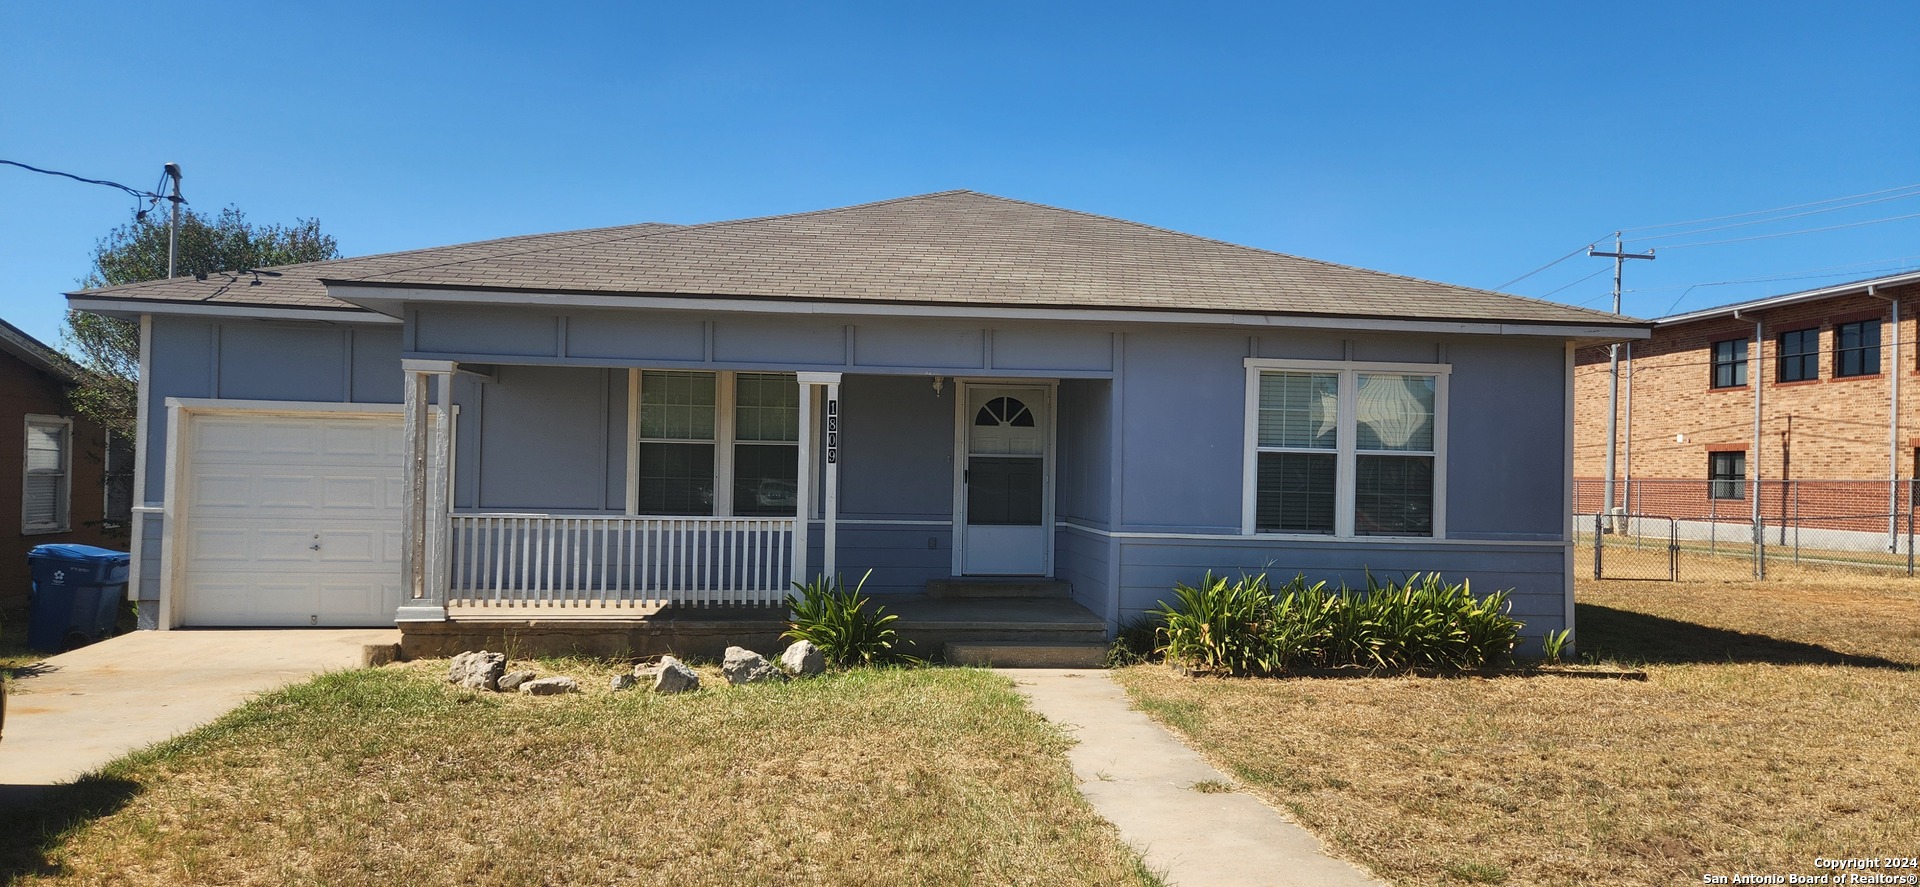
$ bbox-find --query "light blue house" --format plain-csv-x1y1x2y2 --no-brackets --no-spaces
68,191,1646,655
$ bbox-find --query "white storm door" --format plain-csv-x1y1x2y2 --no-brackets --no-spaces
179,411,405,627
958,384,1052,576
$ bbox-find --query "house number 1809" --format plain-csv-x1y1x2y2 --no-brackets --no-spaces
826,399,839,464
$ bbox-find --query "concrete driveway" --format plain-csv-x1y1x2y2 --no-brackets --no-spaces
1,629,397,800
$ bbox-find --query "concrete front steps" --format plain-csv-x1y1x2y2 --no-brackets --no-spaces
926,578,1073,599
891,579,1109,667
945,641,1109,668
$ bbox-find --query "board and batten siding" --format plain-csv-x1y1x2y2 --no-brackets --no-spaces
138,305,1576,645
405,306,1120,377
134,316,410,626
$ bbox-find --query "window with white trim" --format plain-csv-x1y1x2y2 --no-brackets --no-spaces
635,370,798,516
23,415,72,534
1245,360,1446,538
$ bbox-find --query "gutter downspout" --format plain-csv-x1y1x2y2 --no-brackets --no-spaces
1622,342,1634,515
1866,284,1900,548
1735,307,1763,576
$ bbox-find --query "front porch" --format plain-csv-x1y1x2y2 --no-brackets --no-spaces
391,358,1115,659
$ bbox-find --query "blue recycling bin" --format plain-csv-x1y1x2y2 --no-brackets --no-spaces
27,544,130,653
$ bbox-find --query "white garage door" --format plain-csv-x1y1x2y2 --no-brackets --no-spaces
180,412,405,626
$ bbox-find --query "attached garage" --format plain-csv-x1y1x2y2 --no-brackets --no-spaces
163,403,406,627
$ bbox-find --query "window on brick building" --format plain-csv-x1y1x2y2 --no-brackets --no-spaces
1708,451,1745,500
1710,338,1747,388
1777,329,1819,382
1835,319,1881,377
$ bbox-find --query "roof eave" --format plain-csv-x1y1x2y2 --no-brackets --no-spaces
0,318,79,382
66,294,401,324
322,281,1652,341
1655,270,1920,327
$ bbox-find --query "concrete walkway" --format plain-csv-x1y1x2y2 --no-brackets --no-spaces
1003,668,1387,887
1,629,397,801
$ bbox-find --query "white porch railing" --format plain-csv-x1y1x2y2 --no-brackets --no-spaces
448,514,795,610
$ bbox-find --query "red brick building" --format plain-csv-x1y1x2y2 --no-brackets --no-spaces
1575,270,1920,531
0,317,124,611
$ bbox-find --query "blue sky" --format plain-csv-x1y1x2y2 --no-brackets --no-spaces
4,2,1916,347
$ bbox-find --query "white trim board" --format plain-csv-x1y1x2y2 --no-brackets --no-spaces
1055,520,1566,547
67,298,400,325
165,398,405,417
329,285,1649,340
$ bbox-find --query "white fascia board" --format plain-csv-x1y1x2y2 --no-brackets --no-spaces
165,397,405,417
1655,270,1920,327
326,284,1648,340
66,298,401,325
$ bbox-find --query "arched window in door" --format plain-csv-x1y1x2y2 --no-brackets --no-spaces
974,396,1035,427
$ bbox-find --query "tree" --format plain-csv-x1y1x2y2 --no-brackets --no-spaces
62,206,341,440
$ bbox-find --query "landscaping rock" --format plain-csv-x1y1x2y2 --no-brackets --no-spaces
778,640,825,677
497,670,537,692
519,676,580,696
722,646,784,685
448,651,506,691
610,673,637,691
653,655,699,694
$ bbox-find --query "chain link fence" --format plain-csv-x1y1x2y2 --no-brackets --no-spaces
1574,478,1919,581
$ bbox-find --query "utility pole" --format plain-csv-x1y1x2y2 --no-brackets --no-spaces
1591,233,1655,528
163,163,184,279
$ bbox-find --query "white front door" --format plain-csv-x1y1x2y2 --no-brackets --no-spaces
957,384,1053,576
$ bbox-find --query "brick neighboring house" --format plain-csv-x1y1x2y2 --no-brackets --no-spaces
0,317,126,611
1574,270,1920,537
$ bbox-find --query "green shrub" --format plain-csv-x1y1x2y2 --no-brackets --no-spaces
783,570,919,667
1151,570,1521,674
1264,576,1336,670
1540,628,1572,665
1152,572,1277,674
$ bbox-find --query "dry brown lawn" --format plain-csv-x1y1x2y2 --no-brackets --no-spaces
1,663,1160,887
1116,576,1920,887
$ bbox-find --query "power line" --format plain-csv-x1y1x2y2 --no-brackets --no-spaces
1536,265,1611,299
1623,255,1920,295
1618,182,1920,234
1655,264,1920,317
1658,210,1920,250
1,158,182,221
1494,185,1920,293
1630,187,1920,244
2,158,159,201
1492,237,1608,291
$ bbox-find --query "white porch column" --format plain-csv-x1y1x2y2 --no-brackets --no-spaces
795,372,843,584
398,359,456,621
793,376,813,586
823,379,841,579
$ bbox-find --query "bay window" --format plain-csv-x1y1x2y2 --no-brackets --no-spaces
1244,360,1447,538
635,370,799,516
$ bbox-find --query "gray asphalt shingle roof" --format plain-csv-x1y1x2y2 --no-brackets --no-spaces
71,191,1637,328
65,222,683,311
